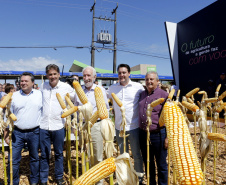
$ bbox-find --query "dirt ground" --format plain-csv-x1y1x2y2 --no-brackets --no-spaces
0,126,225,185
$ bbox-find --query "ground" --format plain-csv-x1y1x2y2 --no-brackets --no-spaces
0,126,225,185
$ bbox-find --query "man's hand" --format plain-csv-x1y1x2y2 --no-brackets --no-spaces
4,128,10,145
164,137,168,149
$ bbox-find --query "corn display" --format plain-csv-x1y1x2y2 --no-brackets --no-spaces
74,157,116,185
207,133,226,142
163,101,203,185
182,101,199,112
61,106,78,118
185,88,200,98
65,94,74,108
0,92,13,108
111,93,123,107
150,98,165,107
94,87,108,120
9,113,17,121
73,81,88,104
216,84,221,92
218,91,226,101
89,110,99,126
203,98,218,104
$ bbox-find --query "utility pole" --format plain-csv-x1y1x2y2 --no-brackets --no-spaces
112,3,118,73
90,1,118,72
90,0,96,67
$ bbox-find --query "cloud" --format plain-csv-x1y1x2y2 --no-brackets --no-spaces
0,57,63,71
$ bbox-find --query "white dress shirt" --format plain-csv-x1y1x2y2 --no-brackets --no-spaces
107,80,144,131
40,81,75,131
11,89,42,130
74,84,109,114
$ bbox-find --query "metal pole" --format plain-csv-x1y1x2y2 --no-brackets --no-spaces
90,0,96,67
112,3,118,73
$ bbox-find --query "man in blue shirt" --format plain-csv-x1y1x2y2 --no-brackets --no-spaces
4,72,42,185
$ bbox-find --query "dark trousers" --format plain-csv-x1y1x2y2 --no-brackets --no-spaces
39,128,65,183
139,128,168,185
8,127,40,185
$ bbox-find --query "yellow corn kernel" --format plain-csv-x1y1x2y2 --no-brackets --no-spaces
159,109,165,127
61,106,78,118
207,133,226,141
182,101,199,112
74,157,116,185
185,88,200,98
9,113,17,121
94,87,108,120
65,95,74,108
168,89,175,100
216,84,221,92
56,93,66,109
111,93,123,107
0,92,13,108
203,97,218,103
218,91,226,101
73,81,88,104
89,110,99,126
164,101,203,185
150,98,165,107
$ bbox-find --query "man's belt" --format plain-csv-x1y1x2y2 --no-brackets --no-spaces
14,126,39,132
149,126,165,134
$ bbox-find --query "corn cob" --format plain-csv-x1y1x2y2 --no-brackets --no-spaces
182,101,199,112
218,91,226,101
73,81,88,104
216,84,221,92
89,110,99,125
197,101,201,108
168,89,175,100
94,87,108,120
177,89,180,97
185,88,200,98
198,91,206,95
187,98,194,104
150,98,165,107
164,101,203,185
207,133,226,141
56,93,66,109
216,104,224,113
0,93,13,108
62,106,78,118
65,95,74,108
204,97,218,104
74,157,116,185
9,113,17,121
111,93,123,107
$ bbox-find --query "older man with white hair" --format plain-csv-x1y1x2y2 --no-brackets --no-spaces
74,66,109,184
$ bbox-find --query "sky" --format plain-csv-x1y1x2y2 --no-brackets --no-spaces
0,0,217,85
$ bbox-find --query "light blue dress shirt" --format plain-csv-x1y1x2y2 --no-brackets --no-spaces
11,89,42,130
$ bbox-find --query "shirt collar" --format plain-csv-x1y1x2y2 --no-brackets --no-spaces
83,83,97,91
146,86,159,95
20,89,34,96
49,80,61,89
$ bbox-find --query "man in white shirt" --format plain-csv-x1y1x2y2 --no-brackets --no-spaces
39,64,75,185
107,64,144,184
4,72,42,185
74,66,109,185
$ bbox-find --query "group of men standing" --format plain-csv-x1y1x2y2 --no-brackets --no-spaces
3,63,168,185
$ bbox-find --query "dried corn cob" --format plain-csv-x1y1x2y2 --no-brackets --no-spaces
165,101,203,185
56,93,66,110
150,98,164,108
168,89,175,100
218,91,226,101
207,133,226,141
216,104,224,113
185,88,200,98
62,106,78,118
65,95,74,108
94,87,108,120
216,84,221,92
204,98,218,104
177,89,180,97
9,113,17,121
111,93,123,107
74,157,116,185
187,98,194,104
197,101,201,108
182,101,199,112
0,93,13,108
73,81,88,104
